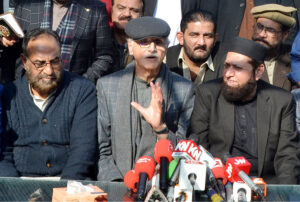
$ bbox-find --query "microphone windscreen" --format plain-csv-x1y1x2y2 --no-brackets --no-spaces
134,156,156,179
211,158,227,185
154,139,174,164
124,170,139,192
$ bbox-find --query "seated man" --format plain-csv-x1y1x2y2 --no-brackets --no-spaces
97,17,194,181
189,37,300,184
0,28,97,180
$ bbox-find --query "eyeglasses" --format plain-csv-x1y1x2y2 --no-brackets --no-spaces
27,57,61,71
136,38,167,48
254,23,282,36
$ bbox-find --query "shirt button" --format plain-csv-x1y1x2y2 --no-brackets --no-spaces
46,163,52,168
42,140,48,146
42,118,47,124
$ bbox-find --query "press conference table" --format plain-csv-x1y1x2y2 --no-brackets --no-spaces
0,177,300,201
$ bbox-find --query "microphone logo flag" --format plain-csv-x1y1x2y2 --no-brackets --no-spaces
234,158,246,165
173,140,202,160
226,163,233,179
136,156,153,164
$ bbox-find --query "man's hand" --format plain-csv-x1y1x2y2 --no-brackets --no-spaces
131,81,166,131
1,36,17,47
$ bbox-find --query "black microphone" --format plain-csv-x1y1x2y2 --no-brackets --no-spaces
134,156,156,200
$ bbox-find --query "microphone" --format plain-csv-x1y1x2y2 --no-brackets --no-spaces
168,159,179,180
198,145,217,168
134,156,156,200
252,178,267,200
211,158,227,199
154,139,174,193
233,182,251,202
172,140,203,160
195,146,225,199
173,185,192,202
144,186,168,202
225,182,233,201
124,169,139,193
168,159,180,186
206,166,225,200
211,158,228,185
223,153,264,199
206,185,225,202
178,160,206,191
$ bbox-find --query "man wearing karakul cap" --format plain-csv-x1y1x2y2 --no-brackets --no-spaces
189,37,300,184
251,3,297,91
97,17,194,181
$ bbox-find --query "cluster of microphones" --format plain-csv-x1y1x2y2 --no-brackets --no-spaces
123,139,267,202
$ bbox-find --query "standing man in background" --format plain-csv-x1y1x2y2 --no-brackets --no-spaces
111,0,143,71
1,0,113,83
143,0,202,46
166,10,223,86
251,4,297,91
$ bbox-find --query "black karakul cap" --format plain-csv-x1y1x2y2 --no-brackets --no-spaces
229,37,267,63
125,16,170,40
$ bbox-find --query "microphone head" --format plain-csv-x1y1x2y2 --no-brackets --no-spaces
211,158,227,185
172,140,202,160
179,160,207,191
224,156,251,182
154,139,174,164
252,178,267,199
124,169,139,192
134,156,156,180
233,182,252,202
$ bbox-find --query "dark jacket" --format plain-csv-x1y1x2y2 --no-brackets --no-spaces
97,63,194,181
215,0,298,45
13,0,113,83
189,78,300,184
0,71,98,180
165,44,224,85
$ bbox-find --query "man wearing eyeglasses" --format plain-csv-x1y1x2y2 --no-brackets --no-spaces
0,28,98,180
1,0,113,84
96,17,194,181
251,4,297,91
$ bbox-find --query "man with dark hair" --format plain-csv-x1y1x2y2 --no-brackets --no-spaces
189,37,300,184
97,17,193,181
111,0,143,71
1,0,113,83
0,28,97,180
251,4,297,91
143,0,203,46
166,10,223,86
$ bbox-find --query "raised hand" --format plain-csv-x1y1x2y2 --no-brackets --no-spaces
131,81,166,132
